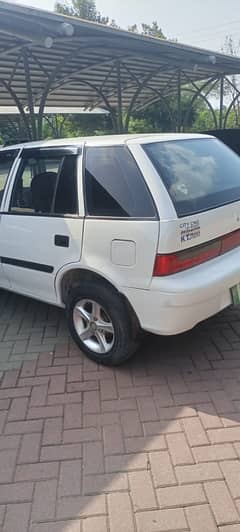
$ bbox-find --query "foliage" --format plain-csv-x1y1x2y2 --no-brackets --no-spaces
128,21,166,39
55,0,118,26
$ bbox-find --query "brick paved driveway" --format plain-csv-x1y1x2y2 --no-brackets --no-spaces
1,290,240,531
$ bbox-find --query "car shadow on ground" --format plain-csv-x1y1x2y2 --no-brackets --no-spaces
1,290,240,531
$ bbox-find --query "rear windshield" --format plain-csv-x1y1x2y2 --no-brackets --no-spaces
144,138,240,217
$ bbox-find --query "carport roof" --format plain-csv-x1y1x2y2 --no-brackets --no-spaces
1,0,240,113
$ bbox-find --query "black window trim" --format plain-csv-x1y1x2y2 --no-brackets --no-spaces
8,150,79,217
82,144,158,221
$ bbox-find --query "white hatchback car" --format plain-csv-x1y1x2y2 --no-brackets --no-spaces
1,133,240,365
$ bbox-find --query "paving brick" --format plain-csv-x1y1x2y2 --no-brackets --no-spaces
28,405,63,419
152,385,174,406
208,427,240,443
56,494,106,519
0,410,6,433
157,405,197,419
3,502,31,532
15,461,58,481
106,453,148,473
41,443,82,461
129,470,157,511
108,493,134,532
176,463,223,484
173,391,210,405
137,396,159,421
0,505,5,525
37,366,66,376
67,365,82,383
121,410,142,437
193,443,237,462
135,508,187,532
100,379,117,400
8,397,29,422
58,460,81,497
48,392,82,405
67,381,97,393
0,398,10,410
63,427,101,443
143,419,182,435
5,419,43,435
30,521,80,532
182,416,209,446
30,385,48,407
0,449,17,482
210,390,236,414
150,451,176,487
204,481,239,525
0,435,20,450
42,417,62,445
0,482,34,504
220,460,240,498
49,374,66,394
1,369,19,388
103,423,124,455
83,441,104,474
18,432,41,464
18,377,49,387
219,526,240,532
20,360,37,378
125,434,166,453
82,391,100,414
83,472,128,495
84,413,119,427
185,504,218,532
118,386,152,398
157,483,206,508
166,432,194,465
82,516,107,532
0,387,31,400
31,479,57,521
64,403,82,429
198,403,223,429
102,398,136,412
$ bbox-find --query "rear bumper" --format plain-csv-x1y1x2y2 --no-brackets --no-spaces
122,247,240,335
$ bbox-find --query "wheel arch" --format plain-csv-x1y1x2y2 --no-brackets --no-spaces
55,266,140,333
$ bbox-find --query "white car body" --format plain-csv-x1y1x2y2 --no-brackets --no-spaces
0,132,240,342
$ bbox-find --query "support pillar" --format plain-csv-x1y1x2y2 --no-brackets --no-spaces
116,61,123,133
177,70,182,132
219,76,224,129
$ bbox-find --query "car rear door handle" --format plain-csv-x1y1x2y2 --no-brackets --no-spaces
54,234,69,248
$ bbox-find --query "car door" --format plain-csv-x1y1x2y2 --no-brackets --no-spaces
0,149,19,290
0,146,84,304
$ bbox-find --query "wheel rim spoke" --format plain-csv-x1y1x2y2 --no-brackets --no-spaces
75,305,91,324
80,327,92,341
92,301,101,320
95,330,109,353
96,320,114,334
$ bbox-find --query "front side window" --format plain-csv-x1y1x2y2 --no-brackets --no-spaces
84,145,156,218
0,150,18,206
10,152,77,215
144,138,240,217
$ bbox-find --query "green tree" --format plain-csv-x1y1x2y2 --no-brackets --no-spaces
128,21,166,39
55,0,117,26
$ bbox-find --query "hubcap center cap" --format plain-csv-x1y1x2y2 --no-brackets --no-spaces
90,321,97,332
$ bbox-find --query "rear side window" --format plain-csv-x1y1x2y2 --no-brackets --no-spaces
0,150,18,206
144,138,240,217
84,145,156,218
10,153,77,215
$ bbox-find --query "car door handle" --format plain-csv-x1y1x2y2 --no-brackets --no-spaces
54,235,69,248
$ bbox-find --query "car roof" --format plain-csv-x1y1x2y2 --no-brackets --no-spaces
0,133,213,152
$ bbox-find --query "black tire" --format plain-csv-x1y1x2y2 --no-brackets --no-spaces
66,281,139,366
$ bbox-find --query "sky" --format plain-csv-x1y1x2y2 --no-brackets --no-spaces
10,0,240,53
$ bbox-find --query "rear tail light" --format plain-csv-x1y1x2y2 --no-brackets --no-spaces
153,228,240,276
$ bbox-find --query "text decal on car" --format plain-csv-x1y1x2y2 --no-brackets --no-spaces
180,220,200,243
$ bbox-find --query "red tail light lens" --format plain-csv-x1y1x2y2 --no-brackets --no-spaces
153,228,240,276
